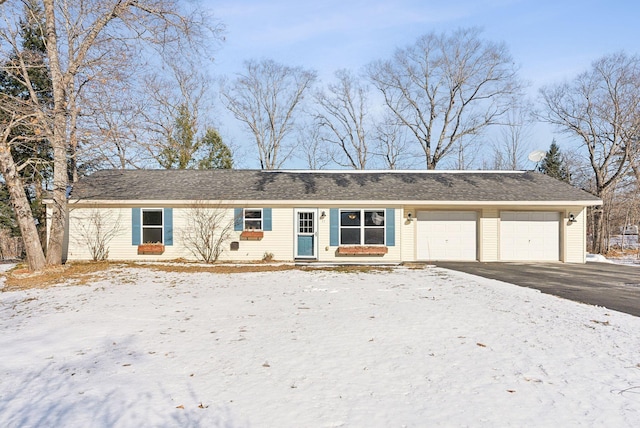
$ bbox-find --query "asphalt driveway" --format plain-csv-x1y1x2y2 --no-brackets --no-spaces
433,261,640,317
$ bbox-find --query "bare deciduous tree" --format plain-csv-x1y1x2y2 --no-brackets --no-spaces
0,1,51,270
367,28,524,169
142,62,220,169
0,0,221,270
0,114,48,270
221,59,317,169
629,137,640,190
181,204,233,263
297,122,331,169
80,62,149,170
539,52,640,253
372,113,415,170
489,104,533,170
315,69,370,169
73,208,121,261
448,136,481,170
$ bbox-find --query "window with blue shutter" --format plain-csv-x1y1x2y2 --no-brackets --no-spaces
133,208,173,245
333,208,391,246
235,208,272,231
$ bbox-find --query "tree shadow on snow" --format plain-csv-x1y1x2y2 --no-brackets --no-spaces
0,335,238,427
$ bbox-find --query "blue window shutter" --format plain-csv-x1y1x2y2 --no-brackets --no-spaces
330,208,339,246
132,208,141,245
164,208,173,245
263,208,272,231
386,208,395,246
234,208,243,231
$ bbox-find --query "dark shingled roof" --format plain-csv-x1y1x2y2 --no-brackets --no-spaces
69,169,601,203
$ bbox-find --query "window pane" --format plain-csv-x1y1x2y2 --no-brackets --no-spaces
341,228,361,245
142,228,163,243
365,211,385,226
340,211,360,226
245,209,262,219
299,213,313,234
245,220,262,230
143,210,162,226
364,228,384,245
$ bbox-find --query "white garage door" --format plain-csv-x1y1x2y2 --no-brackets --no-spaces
500,211,560,261
416,211,477,261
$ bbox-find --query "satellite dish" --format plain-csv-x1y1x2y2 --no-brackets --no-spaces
528,150,546,163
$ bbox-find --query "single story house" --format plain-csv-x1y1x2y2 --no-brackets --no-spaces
60,169,602,264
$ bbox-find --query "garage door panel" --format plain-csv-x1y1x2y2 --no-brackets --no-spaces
417,211,477,261
500,211,559,261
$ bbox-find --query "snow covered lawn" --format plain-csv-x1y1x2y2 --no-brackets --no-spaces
1,264,639,427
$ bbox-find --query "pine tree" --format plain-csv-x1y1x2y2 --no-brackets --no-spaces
157,104,233,169
538,140,570,182
158,104,197,169
0,0,52,242
198,128,233,170
0,185,20,236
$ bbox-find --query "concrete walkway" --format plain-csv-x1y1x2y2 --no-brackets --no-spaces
433,261,640,317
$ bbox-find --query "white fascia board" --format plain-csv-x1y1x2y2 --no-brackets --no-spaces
67,199,603,207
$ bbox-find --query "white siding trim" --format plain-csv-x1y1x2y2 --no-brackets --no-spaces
68,199,603,207
479,208,499,262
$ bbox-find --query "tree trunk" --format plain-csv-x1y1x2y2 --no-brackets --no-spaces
591,208,605,255
0,144,46,271
591,187,613,255
68,84,79,183
43,0,68,266
45,139,68,266
34,183,46,245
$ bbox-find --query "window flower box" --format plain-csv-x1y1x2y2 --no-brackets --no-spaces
240,230,264,240
337,246,388,256
137,243,165,255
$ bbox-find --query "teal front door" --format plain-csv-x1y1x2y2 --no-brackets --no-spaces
295,209,316,259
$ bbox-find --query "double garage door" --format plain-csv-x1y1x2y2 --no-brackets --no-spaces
416,210,560,261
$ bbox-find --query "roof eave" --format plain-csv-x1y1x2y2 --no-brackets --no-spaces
66,199,603,206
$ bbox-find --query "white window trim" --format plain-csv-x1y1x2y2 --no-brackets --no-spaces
243,208,263,231
141,208,164,244
339,208,386,246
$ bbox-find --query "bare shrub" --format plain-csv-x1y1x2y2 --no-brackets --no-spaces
181,204,233,263
74,209,122,261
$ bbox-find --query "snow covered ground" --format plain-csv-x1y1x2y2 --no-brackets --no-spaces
606,235,640,265
1,264,639,427
610,234,639,250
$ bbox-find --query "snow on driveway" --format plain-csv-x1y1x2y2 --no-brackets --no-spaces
1,266,639,427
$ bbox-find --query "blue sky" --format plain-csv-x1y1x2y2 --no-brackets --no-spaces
202,0,640,168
